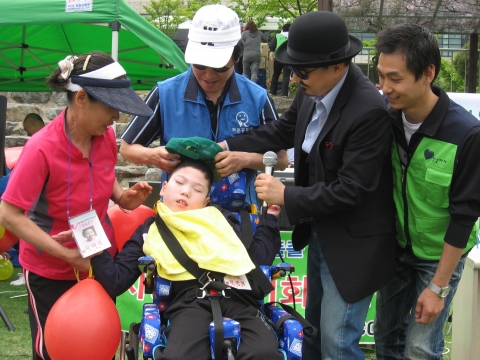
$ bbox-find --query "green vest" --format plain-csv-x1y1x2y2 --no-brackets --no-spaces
274,33,288,57
393,137,478,260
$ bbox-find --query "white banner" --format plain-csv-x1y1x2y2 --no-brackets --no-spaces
447,92,480,120
65,0,93,13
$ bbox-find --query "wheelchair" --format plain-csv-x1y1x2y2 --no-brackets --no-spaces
120,172,315,359
123,256,305,360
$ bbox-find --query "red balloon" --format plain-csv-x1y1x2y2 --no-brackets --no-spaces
45,279,121,360
0,229,19,252
107,204,155,251
5,146,24,169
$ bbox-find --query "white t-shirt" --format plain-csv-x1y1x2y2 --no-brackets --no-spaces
402,112,422,145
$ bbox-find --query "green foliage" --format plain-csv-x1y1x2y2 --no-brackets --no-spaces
246,0,316,27
436,58,465,93
230,0,270,28
184,0,221,18
452,40,479,91
264,0,318,18
362,39,379,85
289,80,299,94
143,0,188,36
362,39,376,51
0,268,32,358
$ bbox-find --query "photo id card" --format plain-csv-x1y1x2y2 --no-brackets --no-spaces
68,209,111,258
223,274,252,290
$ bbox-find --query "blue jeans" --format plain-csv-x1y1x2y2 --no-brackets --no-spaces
375,245,467,360
303,231,372,360
242,59,260,83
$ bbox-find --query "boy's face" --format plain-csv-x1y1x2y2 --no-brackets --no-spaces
160,166,210,212
377,52,434,113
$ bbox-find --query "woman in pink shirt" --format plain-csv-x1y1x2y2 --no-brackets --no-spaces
0,52,152,360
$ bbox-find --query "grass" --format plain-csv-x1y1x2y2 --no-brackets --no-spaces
0,268,31,359
0,267,454,360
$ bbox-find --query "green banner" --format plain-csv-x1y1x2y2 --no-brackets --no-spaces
268,231,375,344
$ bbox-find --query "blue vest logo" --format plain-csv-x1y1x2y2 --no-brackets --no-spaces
236,112,249,127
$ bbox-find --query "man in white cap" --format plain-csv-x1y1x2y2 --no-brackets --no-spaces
120,4,287,210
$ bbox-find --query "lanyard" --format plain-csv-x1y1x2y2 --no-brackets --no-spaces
65,115,94,219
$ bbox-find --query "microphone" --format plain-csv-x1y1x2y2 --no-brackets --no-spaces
262,151,278,213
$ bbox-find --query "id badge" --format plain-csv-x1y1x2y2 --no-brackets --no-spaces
223,274,252,290
68,209,111,258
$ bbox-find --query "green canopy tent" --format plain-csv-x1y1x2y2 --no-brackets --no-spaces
0,0,189,92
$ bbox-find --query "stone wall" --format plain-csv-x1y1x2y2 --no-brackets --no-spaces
2,91,293,188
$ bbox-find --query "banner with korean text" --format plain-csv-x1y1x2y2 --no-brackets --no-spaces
269,231,375,344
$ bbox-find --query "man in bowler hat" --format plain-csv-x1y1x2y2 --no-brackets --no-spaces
216,11,396,359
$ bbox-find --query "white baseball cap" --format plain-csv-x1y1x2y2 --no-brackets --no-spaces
185,5,241,68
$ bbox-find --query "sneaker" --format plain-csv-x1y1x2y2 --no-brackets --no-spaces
10,273,25,286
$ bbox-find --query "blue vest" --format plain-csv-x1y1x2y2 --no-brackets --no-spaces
157,67,269,207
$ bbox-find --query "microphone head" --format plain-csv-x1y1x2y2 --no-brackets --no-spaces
263,151,278,167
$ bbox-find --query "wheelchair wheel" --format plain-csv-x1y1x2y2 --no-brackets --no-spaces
125,322,140,360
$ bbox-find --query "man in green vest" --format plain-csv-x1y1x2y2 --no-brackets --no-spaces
374,23,480,360
268,23,292,97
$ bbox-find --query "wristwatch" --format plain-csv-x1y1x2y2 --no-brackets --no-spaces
427,281,450,298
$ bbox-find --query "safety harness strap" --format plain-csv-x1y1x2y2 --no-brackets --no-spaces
209,296,224,360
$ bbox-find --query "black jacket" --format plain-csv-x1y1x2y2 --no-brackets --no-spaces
226,64,396,303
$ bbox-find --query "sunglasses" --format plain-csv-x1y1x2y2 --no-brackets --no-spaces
289,66,319,80
193,63,233,73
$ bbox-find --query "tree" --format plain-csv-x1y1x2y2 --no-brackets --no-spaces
230,0,270,28
262,0,318,22
143,0,188,36
436,58,465,93
453,40,479,92
183,0,220,18
143,0,221,36
333,0,480,34
362,39,379,85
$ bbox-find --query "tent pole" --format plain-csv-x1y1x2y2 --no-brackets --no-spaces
110,20,121,137
111,21,120,61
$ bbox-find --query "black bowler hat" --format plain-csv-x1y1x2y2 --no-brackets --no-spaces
276,11,363,68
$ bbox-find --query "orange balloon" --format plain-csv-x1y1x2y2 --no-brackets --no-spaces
45,279,121,360
107,204,155,251
0,229,19,252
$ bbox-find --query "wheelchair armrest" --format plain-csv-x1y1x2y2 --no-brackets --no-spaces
270,263,295,279
260,263,295,281
139,256,156,294
138,256,155,269
265,305,303,360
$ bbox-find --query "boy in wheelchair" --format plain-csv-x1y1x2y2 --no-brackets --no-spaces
89,159,286,360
